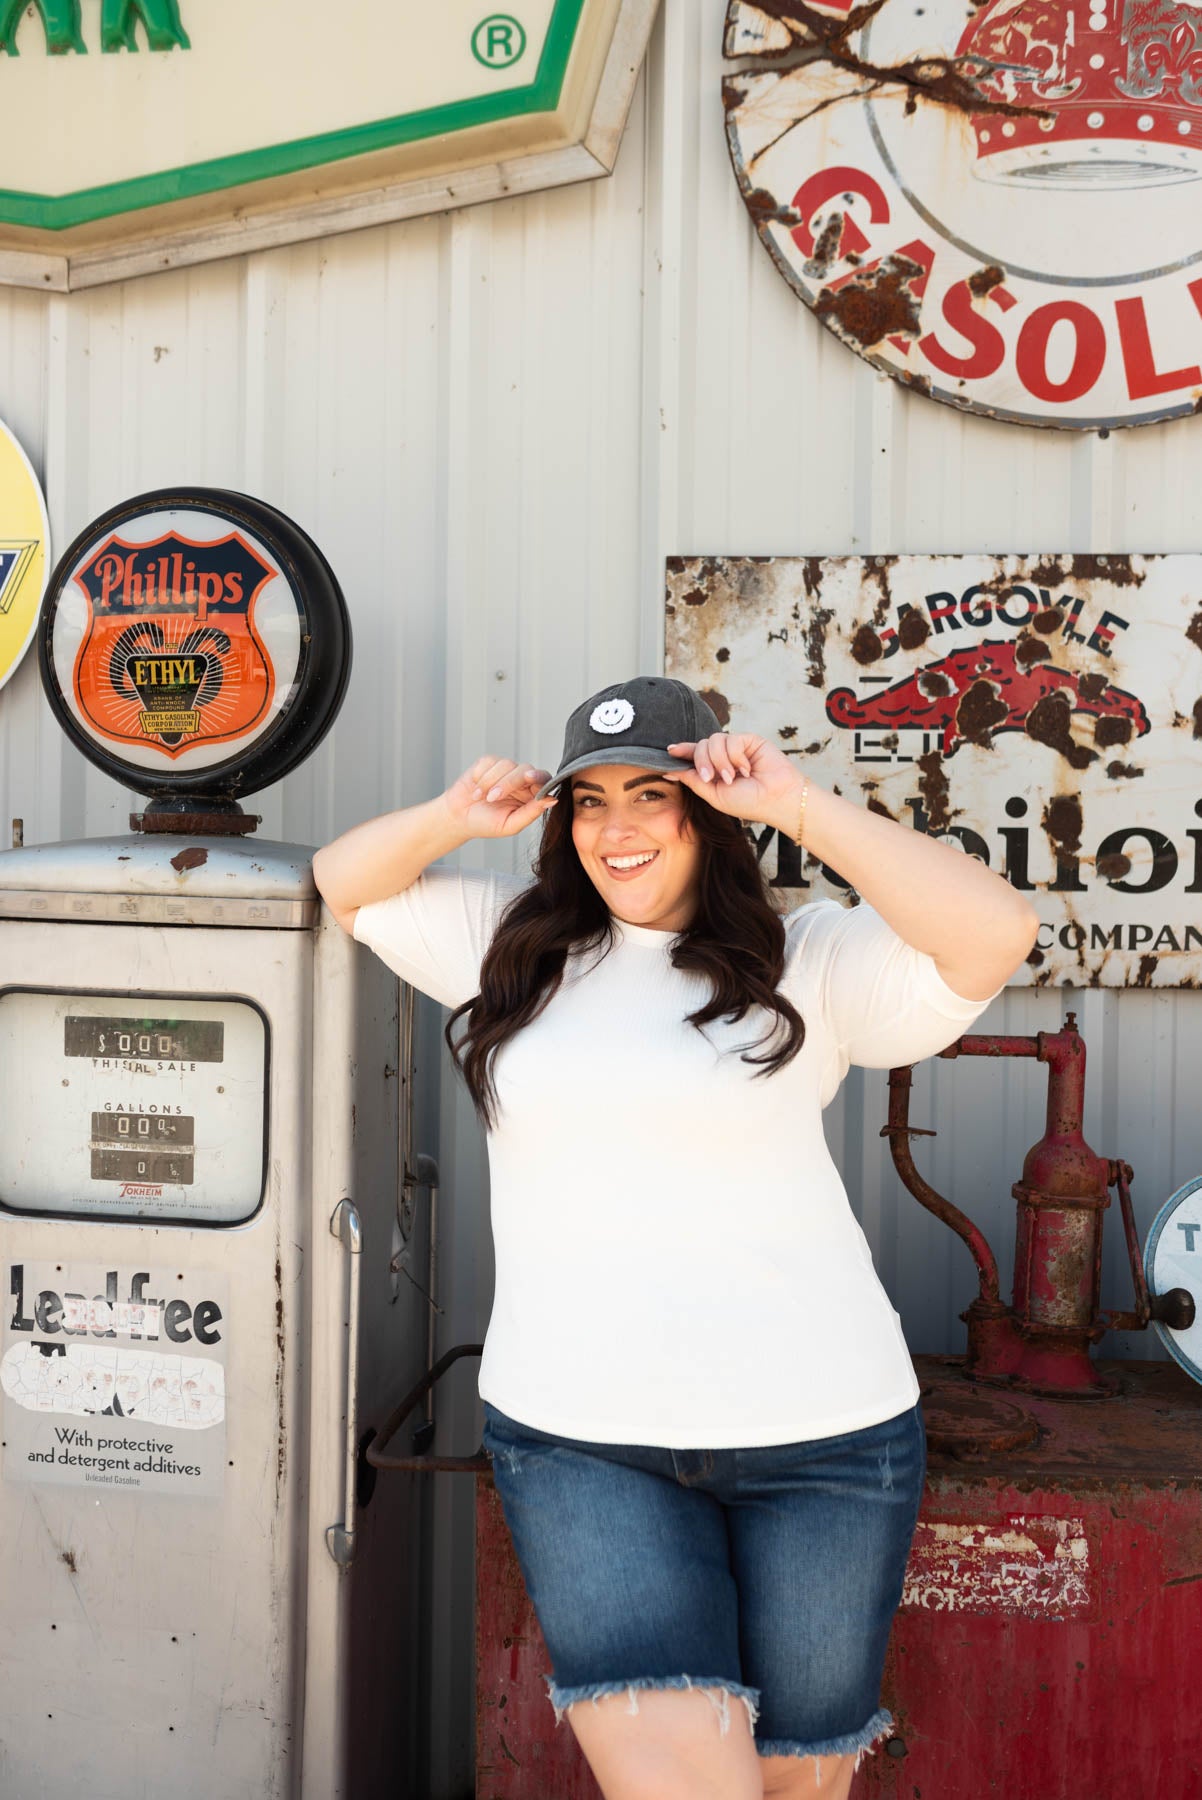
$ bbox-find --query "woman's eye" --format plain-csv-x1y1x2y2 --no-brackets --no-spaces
638,788,668,802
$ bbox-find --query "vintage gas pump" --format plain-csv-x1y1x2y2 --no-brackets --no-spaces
0,491,431,1800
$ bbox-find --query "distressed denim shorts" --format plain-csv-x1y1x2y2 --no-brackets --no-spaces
481,1399,925,1761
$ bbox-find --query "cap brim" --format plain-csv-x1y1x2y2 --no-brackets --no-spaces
535,746,689,800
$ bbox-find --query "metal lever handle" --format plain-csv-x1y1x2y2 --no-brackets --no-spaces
325,1198,362,1568
1100,1163,1197,1335
1101,1160,1151,1333
367,1342,486,1473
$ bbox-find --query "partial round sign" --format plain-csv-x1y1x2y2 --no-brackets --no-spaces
725,0,1202,428
1145,1177,1202,1384
0,420,49,692
39,489,350,801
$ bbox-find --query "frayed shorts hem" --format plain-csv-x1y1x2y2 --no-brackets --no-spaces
546,1674,761,1735
755,1707,894,1761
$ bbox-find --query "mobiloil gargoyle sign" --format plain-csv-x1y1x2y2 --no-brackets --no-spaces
725,0,1202,427
666,553,1202,986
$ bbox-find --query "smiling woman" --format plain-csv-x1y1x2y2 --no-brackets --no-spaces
311,673,1038,1800
569,767,698,931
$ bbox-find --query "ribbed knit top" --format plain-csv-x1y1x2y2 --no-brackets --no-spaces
355,869,993,1447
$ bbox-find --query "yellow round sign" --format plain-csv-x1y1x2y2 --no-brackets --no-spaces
0,421,47,694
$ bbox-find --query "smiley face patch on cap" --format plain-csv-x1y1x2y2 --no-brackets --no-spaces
536,676,723,797
590,698,635,734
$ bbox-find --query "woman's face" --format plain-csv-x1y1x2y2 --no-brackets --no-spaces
569,763,700,933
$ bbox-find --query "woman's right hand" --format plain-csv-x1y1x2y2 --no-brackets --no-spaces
442,756,556,839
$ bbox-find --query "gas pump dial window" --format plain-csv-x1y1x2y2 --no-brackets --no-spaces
0,990,267,1224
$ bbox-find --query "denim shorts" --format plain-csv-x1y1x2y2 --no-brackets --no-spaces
481,1399,925,1761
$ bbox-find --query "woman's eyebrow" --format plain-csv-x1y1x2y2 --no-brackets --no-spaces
571,773,666,794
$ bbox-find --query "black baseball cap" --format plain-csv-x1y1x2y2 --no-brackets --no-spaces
537,676,722,797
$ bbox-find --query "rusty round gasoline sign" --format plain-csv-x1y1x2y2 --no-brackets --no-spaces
725,0,1202,428
38,489,351,802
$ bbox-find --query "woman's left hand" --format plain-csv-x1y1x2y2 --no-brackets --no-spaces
674,731,1039,1003
665,733,804,831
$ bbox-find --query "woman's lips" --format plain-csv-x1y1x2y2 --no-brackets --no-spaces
600,850,660,881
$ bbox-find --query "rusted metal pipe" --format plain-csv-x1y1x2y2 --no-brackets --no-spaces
883,1065,1002,1303
938,1014,1116,1392
888,1014,1153,1397
941,1034,1041,1062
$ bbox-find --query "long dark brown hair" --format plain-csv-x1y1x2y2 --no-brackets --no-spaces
446,784,805,1126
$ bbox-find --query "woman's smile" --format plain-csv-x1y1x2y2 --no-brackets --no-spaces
570,765,699,931
601,849,660,877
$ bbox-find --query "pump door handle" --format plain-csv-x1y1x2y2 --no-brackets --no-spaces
325,1198,362,1568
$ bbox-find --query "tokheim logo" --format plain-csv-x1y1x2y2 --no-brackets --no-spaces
724,0,1202,426
70,530,278,757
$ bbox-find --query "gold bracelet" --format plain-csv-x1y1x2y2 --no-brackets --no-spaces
793,776,810,848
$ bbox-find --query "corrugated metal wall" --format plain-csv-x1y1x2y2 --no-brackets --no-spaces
3,3,1201,1789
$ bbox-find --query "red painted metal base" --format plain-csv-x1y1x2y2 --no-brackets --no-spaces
476,1476,602,1800
475,1357,1202,1800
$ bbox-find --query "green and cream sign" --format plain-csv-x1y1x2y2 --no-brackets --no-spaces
0,0,658,289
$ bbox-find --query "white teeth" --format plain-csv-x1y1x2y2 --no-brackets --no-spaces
604,852,657,870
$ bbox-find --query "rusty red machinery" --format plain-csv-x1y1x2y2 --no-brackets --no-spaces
885,1013,1194,1396
869,1016,1201,1799
369,1016,1202,1800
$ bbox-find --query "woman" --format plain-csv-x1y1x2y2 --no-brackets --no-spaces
313,675,1038,1800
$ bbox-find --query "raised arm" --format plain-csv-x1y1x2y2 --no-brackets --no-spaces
666,734,1039,1002
312,756,555,936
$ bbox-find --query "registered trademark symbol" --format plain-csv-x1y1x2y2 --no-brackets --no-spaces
472,13,527,68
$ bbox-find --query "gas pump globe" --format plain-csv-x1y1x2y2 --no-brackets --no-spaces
38,487,351,827
0,492,428,1800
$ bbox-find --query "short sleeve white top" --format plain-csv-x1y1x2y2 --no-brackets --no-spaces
355,870,995,1447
